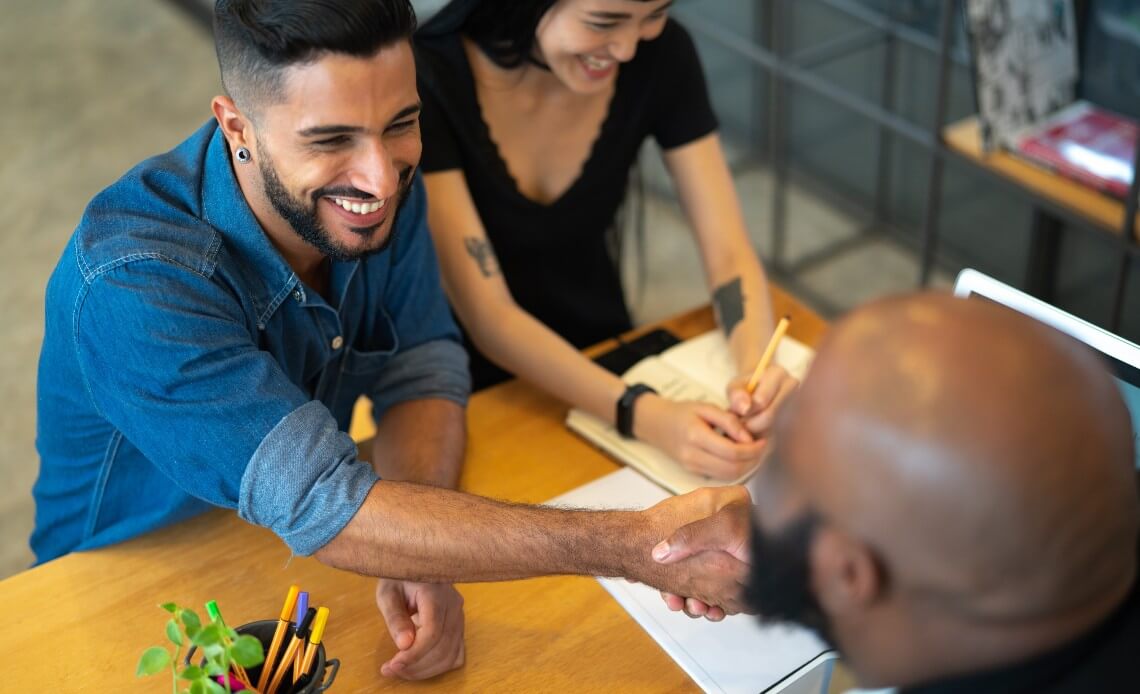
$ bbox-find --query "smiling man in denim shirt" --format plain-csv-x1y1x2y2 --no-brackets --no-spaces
32,0,753,683
35,0,470,678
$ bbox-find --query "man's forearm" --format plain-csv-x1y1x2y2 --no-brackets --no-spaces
314,483,748,611
318,481,636,580
371,398,465,488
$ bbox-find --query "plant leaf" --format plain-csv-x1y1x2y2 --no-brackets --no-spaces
179,665,203,680
161,602,178,614
192,623,223,647
136,646,170,676
166,619,184,646
230,634,265,667
182,609,202,633
189,679,207,694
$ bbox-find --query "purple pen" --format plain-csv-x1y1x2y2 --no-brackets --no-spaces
295,591,309,626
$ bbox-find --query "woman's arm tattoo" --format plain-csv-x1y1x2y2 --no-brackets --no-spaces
712,277,744,337
464,236,501,278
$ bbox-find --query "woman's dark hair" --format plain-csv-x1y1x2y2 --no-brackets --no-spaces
421,0,660,70
463,0,563,68
420,0,557,69
214,0,418,110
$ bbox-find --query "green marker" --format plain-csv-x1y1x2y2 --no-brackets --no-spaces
204,600,253,689
206,600,224,625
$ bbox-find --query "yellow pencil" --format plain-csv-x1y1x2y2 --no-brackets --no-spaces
257,584,299,693
745,316,791,394
294,607,329,684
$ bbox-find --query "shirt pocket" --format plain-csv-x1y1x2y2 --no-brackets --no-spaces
341,307,400,376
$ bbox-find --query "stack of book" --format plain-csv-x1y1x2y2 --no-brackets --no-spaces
1015,101,1137,199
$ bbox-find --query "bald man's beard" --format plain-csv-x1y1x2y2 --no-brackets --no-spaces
258,148,414,262
744,513,836,649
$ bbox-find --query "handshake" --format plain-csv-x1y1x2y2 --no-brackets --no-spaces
359,480,759,680
635,485,754,620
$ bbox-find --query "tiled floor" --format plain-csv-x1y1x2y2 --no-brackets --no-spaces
0,0,940,580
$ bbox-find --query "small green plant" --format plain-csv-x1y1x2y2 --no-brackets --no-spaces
136,602,265,694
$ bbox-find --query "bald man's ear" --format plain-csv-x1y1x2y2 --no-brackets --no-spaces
211,95,254,152
811,526,884,617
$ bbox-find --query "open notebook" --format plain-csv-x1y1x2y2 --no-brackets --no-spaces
566,330,815,494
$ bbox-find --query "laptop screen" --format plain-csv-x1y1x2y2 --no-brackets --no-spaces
1113,360,1140,469
953,270,1140,469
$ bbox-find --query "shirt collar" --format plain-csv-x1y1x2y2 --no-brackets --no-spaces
199,123,301,328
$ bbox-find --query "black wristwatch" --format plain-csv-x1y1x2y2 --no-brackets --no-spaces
616,383,657,439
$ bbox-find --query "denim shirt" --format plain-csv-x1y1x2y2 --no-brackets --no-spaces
32,121,470,564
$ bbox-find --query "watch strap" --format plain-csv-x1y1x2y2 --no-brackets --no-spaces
616,383,657,439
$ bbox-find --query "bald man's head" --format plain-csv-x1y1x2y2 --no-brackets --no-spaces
748,292,1139,686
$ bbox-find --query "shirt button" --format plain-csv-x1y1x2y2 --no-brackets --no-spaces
292,289,303,302
331,336,344,350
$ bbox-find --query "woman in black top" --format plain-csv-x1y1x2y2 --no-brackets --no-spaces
416,0,796,479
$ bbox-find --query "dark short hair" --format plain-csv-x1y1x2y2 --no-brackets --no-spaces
214,0,417,111
422,0,656,70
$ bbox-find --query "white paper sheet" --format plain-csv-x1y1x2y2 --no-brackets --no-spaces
547,468,832,694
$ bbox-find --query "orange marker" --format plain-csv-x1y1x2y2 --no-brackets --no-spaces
266,607,316,694
257,584,299,693
290,592,309,684
293,636,304,683
295,607,329,684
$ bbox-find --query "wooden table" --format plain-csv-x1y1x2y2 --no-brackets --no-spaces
1,289,826,692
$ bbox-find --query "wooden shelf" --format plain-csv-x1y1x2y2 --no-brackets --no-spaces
942,116,1139,242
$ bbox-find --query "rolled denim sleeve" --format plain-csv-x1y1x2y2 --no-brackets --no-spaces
369,339,470,422
240,401,378,555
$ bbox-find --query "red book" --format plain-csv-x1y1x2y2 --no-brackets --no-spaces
1015,101,1138,199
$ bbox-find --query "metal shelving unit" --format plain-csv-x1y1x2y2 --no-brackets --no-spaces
675,0,962,314
678,0,1140,331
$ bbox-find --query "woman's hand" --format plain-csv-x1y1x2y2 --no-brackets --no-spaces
726,365,799,439
635,394,767,480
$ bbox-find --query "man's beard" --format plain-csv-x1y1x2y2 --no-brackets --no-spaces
257,147,415,262
744,511,837,648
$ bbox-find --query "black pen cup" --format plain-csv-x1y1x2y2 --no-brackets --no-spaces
185,619,339,693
